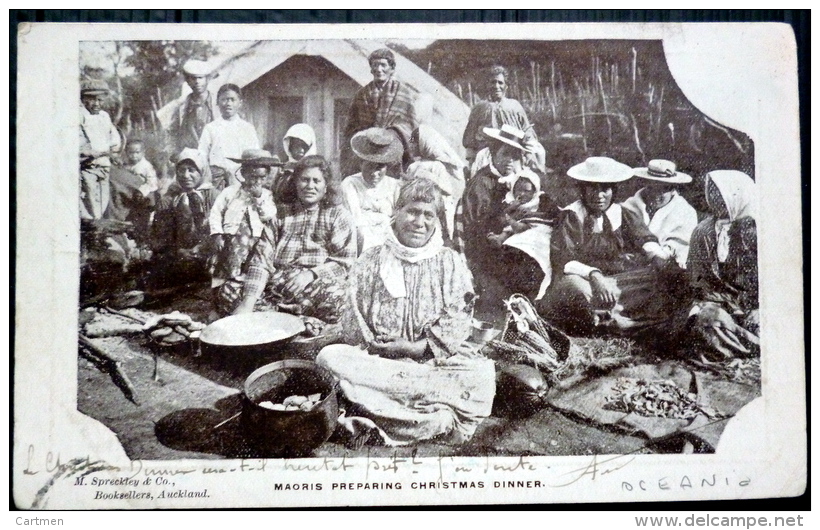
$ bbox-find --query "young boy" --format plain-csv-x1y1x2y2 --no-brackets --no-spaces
198,83,261,189
106,139,159,244
80,78,121,219
123,139,159,193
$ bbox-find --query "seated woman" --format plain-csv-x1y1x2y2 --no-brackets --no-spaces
683,170,759,361
271,123,317,206
209,149,279,316
228,155,356,322
317,178,496,447
622,159,699,271
459,128,556,300
341,128,403,254
150,148,219,287
540,156,679,336
403,124,467,240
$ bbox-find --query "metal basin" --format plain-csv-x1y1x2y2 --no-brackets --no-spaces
199,312,306,370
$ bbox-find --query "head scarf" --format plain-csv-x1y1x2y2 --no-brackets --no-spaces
282,123,317,163
379,219,444,298
706,170,756,262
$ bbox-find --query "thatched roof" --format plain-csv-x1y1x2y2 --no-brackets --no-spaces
157,39,470,155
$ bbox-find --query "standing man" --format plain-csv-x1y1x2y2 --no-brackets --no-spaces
341,48,417,177
462,65,545,173
80,78,122,219
173,59,219,153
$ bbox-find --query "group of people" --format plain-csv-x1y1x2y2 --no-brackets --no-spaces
79,48,760,447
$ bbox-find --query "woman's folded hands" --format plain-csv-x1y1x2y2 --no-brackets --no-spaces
370,336,428,361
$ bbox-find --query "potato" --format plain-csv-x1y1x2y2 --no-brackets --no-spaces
308,393,322,402
299,401,314,412
283,395,307,407
284,405,300,411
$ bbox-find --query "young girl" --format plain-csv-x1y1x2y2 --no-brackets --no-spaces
271,123,317,206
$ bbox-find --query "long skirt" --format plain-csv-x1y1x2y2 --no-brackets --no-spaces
539,267,688,337
316,345,496,446
214,266,348,322
682,301,760,361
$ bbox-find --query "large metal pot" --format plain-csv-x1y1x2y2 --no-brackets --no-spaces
199,312,305,371
241,359,339,457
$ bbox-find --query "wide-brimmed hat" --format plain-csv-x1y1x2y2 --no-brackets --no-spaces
482,124,532,153
182,59,216,78
632,159,692,184
228,149,282,168
351,127,403,164
567,157,633,183
81,78,110,96
175,148,207,174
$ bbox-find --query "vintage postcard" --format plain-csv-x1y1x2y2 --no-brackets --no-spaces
14,22,805,509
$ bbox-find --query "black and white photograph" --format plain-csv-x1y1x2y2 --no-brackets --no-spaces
14,21,806,510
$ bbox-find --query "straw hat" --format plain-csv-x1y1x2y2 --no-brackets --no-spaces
632,159,692,184
228,149,282,167
182,59,215,78
567,157,633,183
351,127,403,164
482,124,532,153
175,148,207,174
81,78,110,96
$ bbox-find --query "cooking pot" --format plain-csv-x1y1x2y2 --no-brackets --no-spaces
199,312,305,370
241,359,339,457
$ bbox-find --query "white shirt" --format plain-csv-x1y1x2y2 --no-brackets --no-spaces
341,173,400,252
124,158,159,193
622,189,699,268
80,106,121,167
209,184,276,238
198,115,261,183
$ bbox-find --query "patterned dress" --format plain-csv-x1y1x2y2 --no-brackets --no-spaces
317,242,496,446
221,203,356,321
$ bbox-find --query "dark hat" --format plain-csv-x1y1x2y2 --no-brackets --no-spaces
81,78,110,96
632,159,692,184
228,149,282,167
567,157,633,184
351,127,403,164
